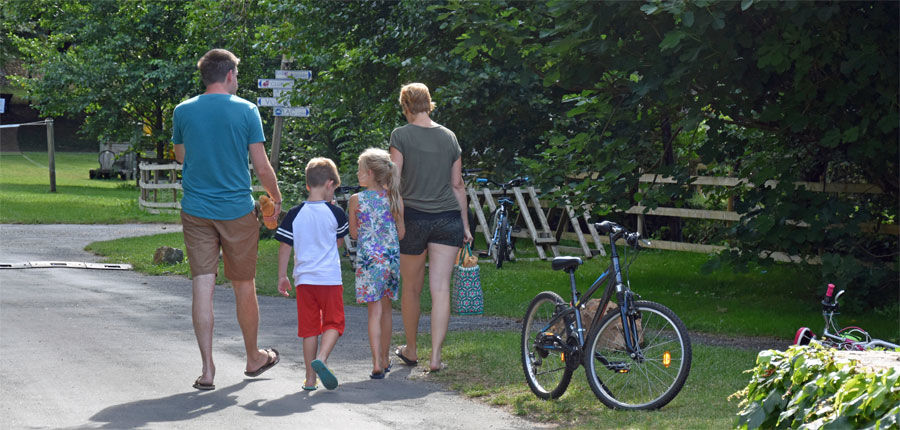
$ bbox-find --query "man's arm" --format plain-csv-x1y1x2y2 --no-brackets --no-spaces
174,144,185,163
249,142,282,222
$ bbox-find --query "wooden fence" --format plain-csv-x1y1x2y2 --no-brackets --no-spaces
137,165,896,264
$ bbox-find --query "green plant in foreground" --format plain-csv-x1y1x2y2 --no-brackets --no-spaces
733,346,900,429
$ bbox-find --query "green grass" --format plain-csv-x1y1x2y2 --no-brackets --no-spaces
409,331,758,429
85,234,899,341
0,151,179,223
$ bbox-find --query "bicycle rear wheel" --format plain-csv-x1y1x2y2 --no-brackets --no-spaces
496,217,509,268
521,292,574,399
585,300,691,410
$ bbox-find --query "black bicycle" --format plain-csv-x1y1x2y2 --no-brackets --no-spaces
521,221,692,410
475,176,528,268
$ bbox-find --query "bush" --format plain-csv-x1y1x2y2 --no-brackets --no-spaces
732,346,900,429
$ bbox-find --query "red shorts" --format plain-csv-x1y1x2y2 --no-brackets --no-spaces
296,284,345,338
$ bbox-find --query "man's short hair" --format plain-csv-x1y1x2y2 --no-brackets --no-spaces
197,49,240,86
305,157,341,188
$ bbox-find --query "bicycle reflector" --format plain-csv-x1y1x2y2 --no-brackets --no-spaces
663,351,672,368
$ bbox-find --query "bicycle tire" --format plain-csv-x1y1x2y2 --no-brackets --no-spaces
521,292,574,399
496,217,509,269
585,300,692,410
488,211,502,268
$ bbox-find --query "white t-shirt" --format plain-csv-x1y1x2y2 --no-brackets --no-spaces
274,201,349,286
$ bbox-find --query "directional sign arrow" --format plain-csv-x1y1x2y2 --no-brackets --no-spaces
275,70,312,80
273,107,310,117
257,79,294,89
257,97,294,107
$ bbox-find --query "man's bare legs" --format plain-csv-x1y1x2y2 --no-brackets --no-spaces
232,279,275,372
192,273,216,386
399,252,427,362
425,243,458,370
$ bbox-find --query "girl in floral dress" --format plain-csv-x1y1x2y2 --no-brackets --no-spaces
347,148,405,378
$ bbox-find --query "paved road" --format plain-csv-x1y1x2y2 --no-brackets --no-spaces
0,224,539,429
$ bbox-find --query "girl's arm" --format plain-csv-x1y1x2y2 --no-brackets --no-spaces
450,157,472,244
277,243,293,297
347,193,360,240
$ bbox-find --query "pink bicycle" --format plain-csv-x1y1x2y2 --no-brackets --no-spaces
793,284,899,351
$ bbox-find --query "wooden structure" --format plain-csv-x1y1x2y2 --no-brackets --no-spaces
137,162,263,214
137,168,896,265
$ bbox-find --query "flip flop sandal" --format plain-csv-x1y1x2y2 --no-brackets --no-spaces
244,348,280,377
193,377,215,391
311,359,338,390
302,385,318,391
369,370,386,380
394,345,418,366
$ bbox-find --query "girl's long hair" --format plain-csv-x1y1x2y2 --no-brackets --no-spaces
358,148,402,222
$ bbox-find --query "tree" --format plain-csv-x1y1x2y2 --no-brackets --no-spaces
440,0,898,309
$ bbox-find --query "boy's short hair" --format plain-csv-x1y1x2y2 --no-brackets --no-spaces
197,49,239,86
306,157,341,188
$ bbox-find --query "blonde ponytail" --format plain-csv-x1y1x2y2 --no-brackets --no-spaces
358,147,403,222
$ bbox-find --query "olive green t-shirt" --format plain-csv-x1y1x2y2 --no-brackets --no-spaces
389,124,462,213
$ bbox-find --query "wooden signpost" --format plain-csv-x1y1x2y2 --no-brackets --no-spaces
257,57,312,171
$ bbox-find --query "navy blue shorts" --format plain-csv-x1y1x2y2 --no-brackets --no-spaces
399,208,464,255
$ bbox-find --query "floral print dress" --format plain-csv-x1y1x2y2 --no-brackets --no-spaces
354,189,400,303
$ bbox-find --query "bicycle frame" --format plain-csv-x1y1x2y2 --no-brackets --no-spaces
797,286,900,351
537,231,643,360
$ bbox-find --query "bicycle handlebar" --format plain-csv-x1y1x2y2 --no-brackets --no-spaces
475,177,529,189
335,185,362,194
594,221,647,248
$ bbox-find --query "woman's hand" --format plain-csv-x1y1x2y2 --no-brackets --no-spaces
463,227,473,244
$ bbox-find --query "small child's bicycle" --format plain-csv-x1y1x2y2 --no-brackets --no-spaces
521,220,692,410
793,284,899,351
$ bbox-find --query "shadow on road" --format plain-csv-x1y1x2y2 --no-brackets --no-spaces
88,380,252,428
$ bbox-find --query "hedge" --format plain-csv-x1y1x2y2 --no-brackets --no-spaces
732,345,900,429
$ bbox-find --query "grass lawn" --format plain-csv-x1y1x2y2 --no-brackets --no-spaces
422,331,759,429
0,151,179,223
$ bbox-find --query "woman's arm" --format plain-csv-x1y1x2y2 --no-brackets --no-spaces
396,196,406,240
347,193,359,240
389,146,407,240
450,157,472,244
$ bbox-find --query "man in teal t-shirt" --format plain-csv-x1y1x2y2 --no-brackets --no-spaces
172,48,283,391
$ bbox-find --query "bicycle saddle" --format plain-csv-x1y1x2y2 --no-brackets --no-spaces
551,256,583,271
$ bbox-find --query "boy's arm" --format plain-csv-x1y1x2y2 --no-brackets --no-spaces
347,194,359,240
277,243,293,297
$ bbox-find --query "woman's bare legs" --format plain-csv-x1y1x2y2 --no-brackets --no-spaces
399,251,427,362
426,242,459,370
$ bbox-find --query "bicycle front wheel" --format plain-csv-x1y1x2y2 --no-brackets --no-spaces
521,292,574,399
585,300,692,410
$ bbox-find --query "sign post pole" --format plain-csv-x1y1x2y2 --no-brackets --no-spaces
269,55,291,172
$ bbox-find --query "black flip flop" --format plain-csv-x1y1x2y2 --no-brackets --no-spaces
244,348,280,377
193,377,215,390
394,345,418,366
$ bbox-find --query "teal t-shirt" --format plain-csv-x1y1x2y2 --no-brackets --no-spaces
172,94,265,220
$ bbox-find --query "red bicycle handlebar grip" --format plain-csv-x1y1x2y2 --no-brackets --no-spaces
825,283,835,298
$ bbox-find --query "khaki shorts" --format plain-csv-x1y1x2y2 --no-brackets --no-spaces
181,210,259,281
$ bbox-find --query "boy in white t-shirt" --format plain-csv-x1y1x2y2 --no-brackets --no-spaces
275,157,349,391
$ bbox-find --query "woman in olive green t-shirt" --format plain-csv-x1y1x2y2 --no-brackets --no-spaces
389,83,472,373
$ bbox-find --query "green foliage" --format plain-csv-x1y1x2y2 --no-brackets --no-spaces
733,346,900,429
440,0,898,310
